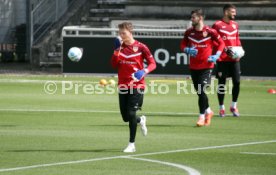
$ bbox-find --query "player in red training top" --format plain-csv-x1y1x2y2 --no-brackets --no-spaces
180,9,225,127
212,4,245,117
111,22,156,153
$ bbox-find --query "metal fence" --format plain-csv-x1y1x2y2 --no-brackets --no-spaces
111,20,276,38
30,0,75,45
0,0,14,43
62,26,276,40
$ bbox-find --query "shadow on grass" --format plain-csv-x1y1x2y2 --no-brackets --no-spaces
7,149,121,153
0,125,17,127
89,124,193,128
143,114,194,117
148,124,192,128
89,124,125,127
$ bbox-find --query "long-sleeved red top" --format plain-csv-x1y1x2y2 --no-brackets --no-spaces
212,19,242,62
111,40,156,89
180,25,225,70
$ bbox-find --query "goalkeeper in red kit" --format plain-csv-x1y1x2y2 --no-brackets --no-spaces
212,4,245,117
180,9,225,127
111,22,156,153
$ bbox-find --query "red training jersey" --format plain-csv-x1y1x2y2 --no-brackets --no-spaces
180,25,225,70
111,40,156,89
212,19,242,62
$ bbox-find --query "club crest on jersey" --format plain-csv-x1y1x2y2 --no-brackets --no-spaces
133,46,138,52
203,31,208,37
232,24,236,29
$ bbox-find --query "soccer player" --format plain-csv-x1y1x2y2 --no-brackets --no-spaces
212,4,245,117
180,9,225,127
111,22,156,152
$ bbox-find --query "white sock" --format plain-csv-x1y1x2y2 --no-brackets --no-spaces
129,142,135,147
232,102,237,108
205,107,212,114
199,114,205,119
220,105,225,110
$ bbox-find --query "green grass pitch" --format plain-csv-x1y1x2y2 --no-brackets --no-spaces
0,74,276,175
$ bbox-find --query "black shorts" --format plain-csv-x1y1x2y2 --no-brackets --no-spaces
119,88,144,112
190,69,213,90
215,61,241,81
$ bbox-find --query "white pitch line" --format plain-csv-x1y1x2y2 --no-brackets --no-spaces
125,157,200,175
0,78,275,88
0,156,126,173
129,140,276,157
0,108,119,114
240,152,276,156
0,140,275,173
0,108,275,117
0,79,99,84
0,79,48,83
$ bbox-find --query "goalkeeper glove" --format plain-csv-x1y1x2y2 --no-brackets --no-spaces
225,47,235,58
114,36,123,50
225,46,245,59
208,51,222,63
132,69,147,82
184,46,198,57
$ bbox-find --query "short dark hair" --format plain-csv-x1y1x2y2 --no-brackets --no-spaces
223,4,236,12
191,9,205,18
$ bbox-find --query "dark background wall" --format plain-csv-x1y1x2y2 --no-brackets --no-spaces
63,37,276,77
